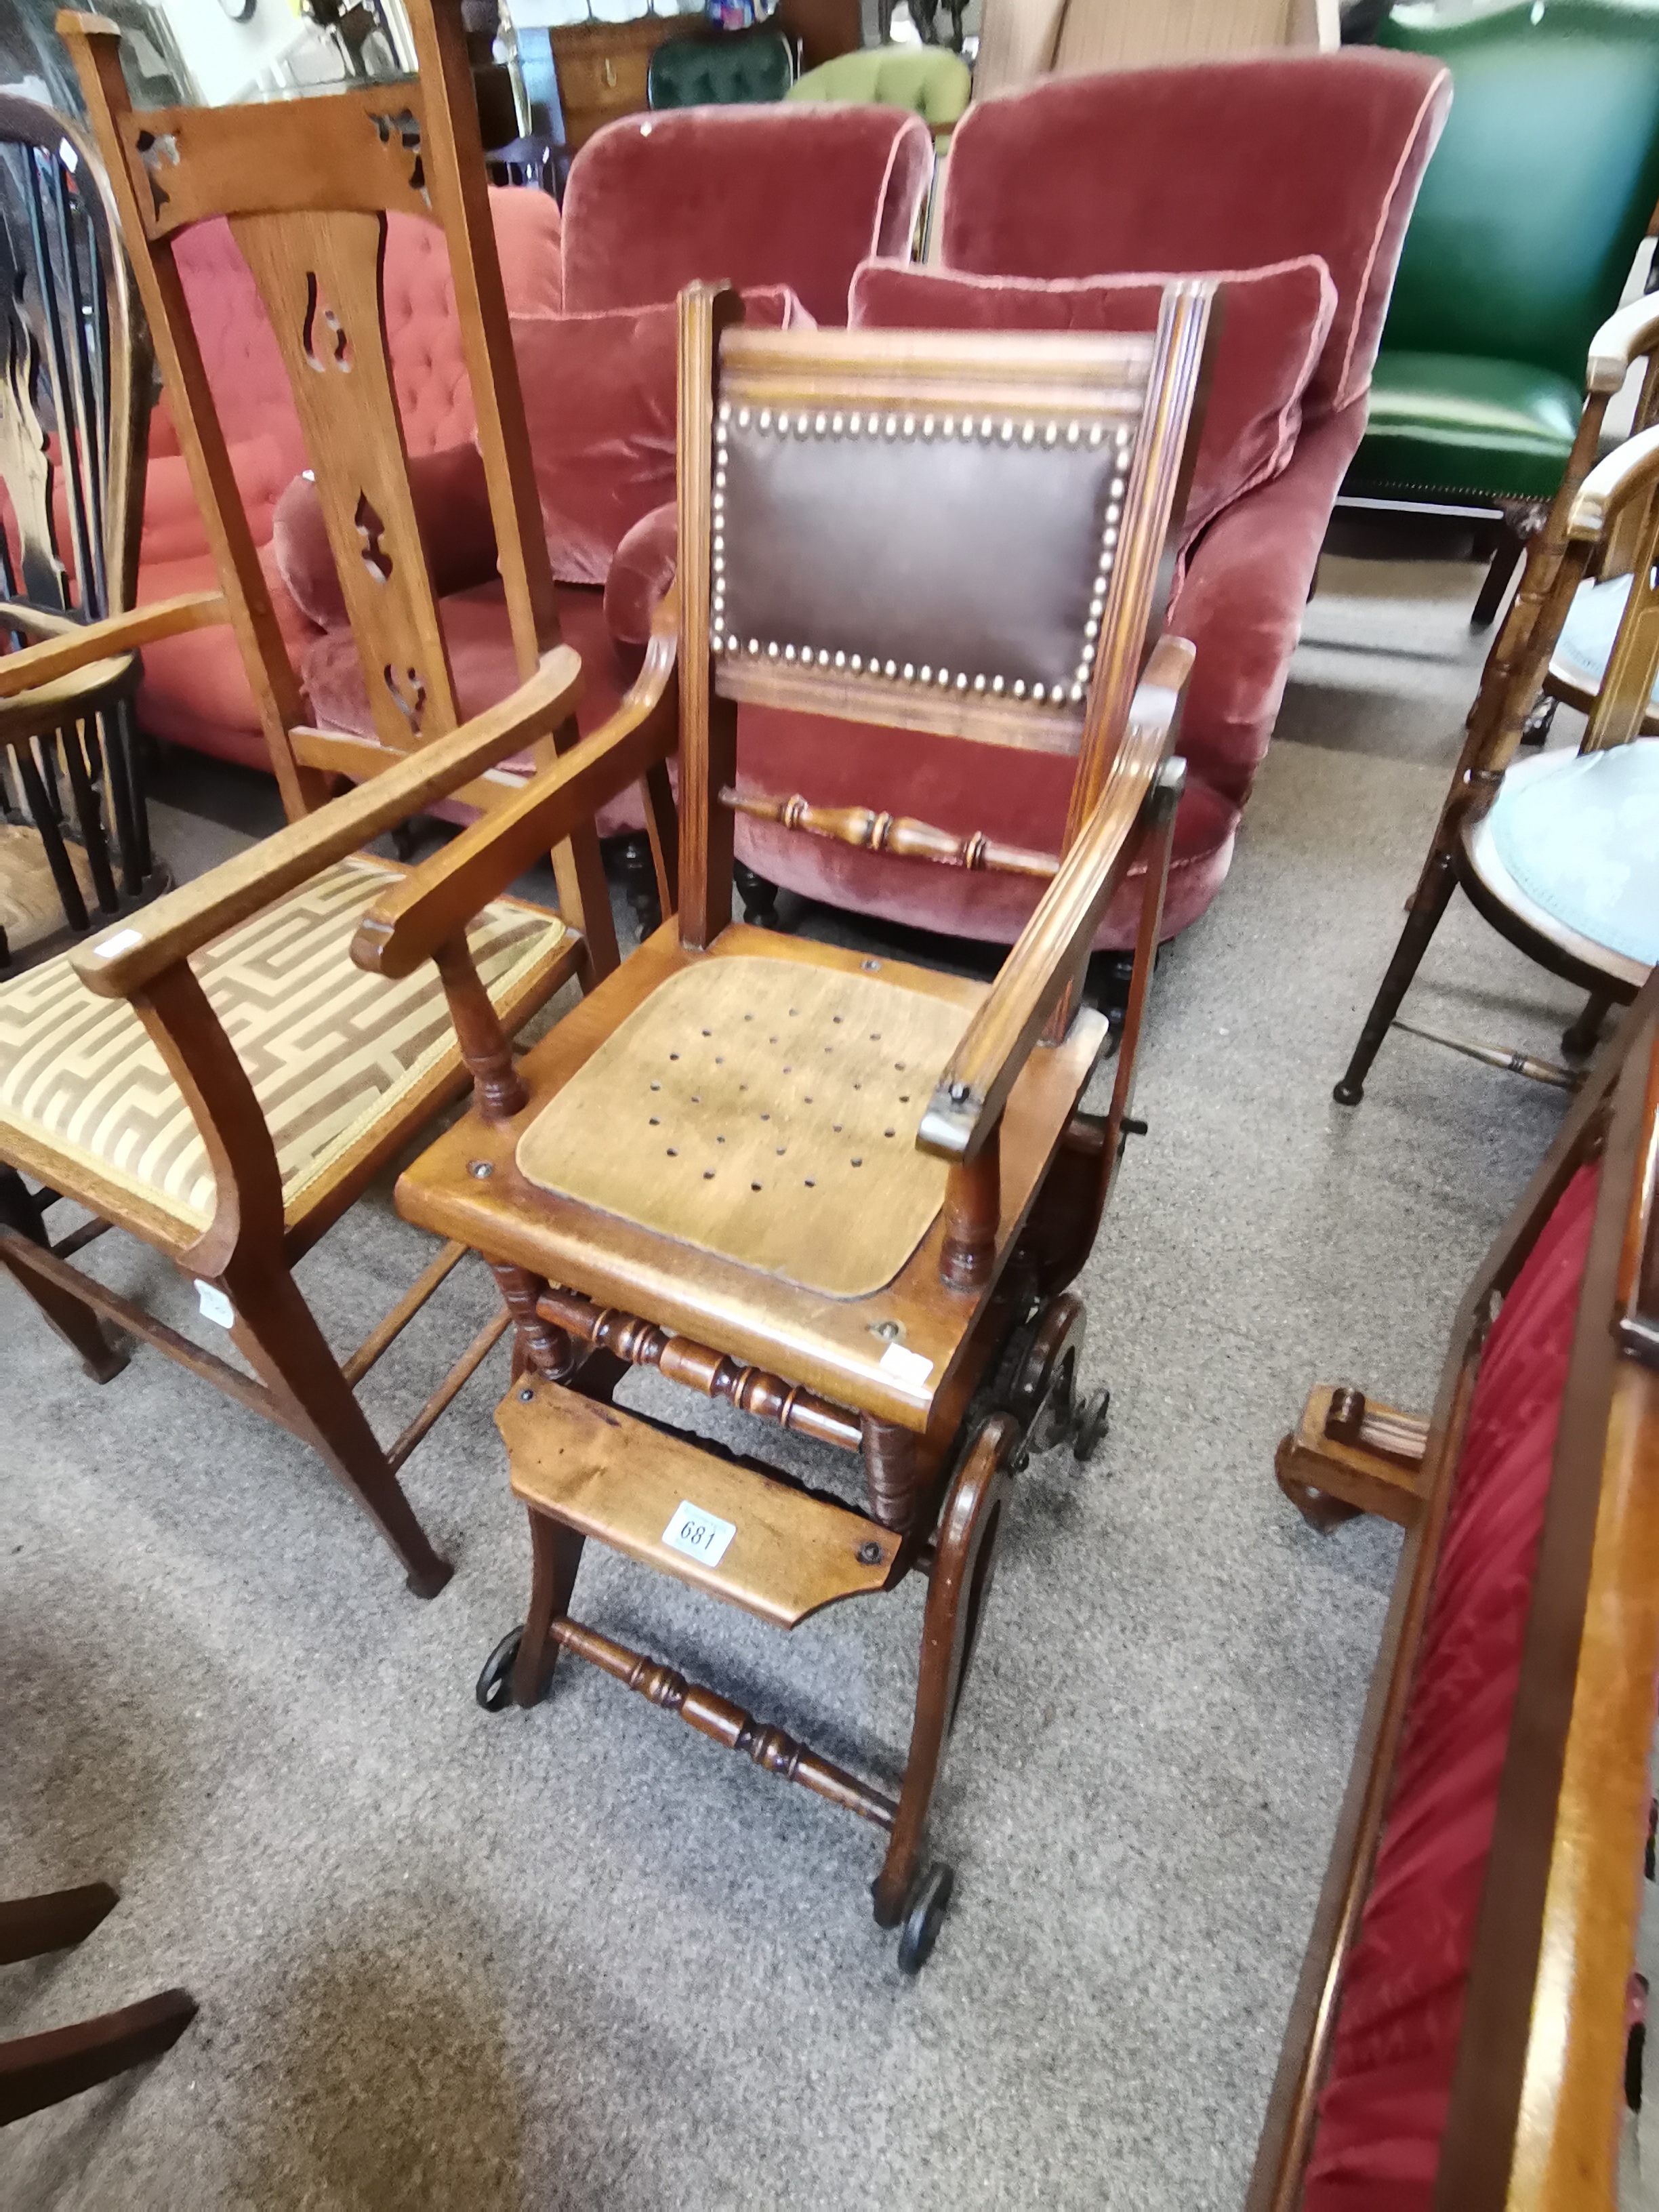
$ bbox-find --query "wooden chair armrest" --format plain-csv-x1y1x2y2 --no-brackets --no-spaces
352,593,680,982
73,644,583,1001
1586,295,1659,394
0,590,227,699
1570,422,1659,540
917,634,1194,1164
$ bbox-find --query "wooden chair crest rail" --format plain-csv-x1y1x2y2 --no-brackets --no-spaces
1254,968,1659,2209
350,279,1216,1966
1335,291,1659,1109
0,0,657,1597
0,93,165,973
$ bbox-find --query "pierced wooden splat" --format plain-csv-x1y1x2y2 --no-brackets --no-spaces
514,954,971,1300
499,1376,901,1627
722,787,1058,880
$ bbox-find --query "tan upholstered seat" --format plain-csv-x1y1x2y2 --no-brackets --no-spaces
0,854,569,1231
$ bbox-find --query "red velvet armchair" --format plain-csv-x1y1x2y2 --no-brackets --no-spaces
717,54,1452,951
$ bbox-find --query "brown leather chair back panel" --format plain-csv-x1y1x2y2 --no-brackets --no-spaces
711,326,1152,752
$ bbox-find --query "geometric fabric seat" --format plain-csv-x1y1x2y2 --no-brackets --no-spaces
0,855,567,1233
1475,739,1659,976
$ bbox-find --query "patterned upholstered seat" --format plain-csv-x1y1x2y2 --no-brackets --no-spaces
0,855,568,1231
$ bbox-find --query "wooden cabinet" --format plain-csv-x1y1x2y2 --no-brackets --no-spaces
550,14,704,153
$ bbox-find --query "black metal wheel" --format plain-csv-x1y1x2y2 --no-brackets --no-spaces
1071,1389,1111,1464
897,1862,955,1974
476,1626,524,1713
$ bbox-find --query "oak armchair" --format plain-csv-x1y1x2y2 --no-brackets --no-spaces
0,0,663,1597
350,281,1215,1966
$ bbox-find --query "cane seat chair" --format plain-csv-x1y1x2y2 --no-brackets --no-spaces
349,279,1216,1964
0,95,165,974
1336,293,1659,1107
0,1,655,1595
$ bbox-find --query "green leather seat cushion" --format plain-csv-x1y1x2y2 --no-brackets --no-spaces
1345,348,1582,501
789,49,971,144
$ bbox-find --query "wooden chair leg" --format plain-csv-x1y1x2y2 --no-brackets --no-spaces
0,1170,129,1383
1471,518,1525,632
511,1504,586,1707
0,1885,117,1967
1334,843,1460,1106
0,1989,197,2127
1563,988,1615,1062
873,1415,1015,1928
223,1260,452,1598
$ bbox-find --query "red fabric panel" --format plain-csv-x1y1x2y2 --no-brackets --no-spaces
512,286,810,587
558,106,933,326
940,52,1450,419
848,256,1336,546
1304,1164,1601,2212
135,540,320,764
270,443,501,628
605,499,679,656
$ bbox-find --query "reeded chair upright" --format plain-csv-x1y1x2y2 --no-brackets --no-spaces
347,281,1216,1966
0,0,650,1595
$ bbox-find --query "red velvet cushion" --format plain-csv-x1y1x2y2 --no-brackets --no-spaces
269,443,501,629
1304,1164,1601,2212
558,106,934,327
513,286,811,588
605,500,679,659
941,52,1450,420
849,257,1336,544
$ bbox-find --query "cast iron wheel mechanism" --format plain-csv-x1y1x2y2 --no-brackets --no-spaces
476,1626,524,1712
897,1862,955,1973
1071,1388,1111,1463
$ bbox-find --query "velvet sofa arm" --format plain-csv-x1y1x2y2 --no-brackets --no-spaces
73,644,583,1001
352,592,680,983
1169,397,1368,811
918,635,1193,1164
0,590,228,701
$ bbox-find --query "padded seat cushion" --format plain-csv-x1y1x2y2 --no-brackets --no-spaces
1554,571,1659,716
1345,348,1582,501
1485,739,1659,970
0,855,566,1231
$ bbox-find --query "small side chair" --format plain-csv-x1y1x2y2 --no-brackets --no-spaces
0,1,657,1595
1337,293,1659,1105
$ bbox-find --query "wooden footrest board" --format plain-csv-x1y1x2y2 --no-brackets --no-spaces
497,1378,900,1629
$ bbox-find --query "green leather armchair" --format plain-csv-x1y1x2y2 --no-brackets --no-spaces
787,47,972,149
1344,0,1659,626
647,25,795,108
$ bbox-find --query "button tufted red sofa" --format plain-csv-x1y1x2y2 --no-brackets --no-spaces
132,186,564,773
717,54,1452,951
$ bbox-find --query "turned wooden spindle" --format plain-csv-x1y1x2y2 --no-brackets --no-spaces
721,787,1057,880
862,1414,922,1532
939,1123,1002,1290
433,930,527,1123
493,1261,575,1380
536,1286,864,1450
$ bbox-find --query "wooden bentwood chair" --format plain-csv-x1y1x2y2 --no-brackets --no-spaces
347,282,1217,1967
1335,293,1659,1106
0,3,644,1595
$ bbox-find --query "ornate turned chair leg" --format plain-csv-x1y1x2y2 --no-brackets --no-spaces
1334,844,1460,1106
863,1416,921,1531
489,1260,575,1380
0,1170,129,1383
873,1416,1015,1929
511,1505,586,1708
733,859,781,930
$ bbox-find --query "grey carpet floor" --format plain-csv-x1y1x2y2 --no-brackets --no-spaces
1,553,1587,2211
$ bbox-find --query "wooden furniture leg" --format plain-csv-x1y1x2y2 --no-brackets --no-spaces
221,1256,452,1598
0,1991,197,2127
1334,842,1460,1105
0,1885,117,1966
510,1503,587,1707
874,1414,1016,1928
1274,1382,1431,1531
0,1172,129,1384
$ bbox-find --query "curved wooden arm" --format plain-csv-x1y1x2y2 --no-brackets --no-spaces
917,634,1193,1164
352,592,680,982
0,590,226,699
73,644,583,1000
1586,294,1659,394
1569,422,1659,541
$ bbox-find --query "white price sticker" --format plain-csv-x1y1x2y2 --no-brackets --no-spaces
661,1500,736,1568
94,927,142,960
194,1279,234,1328
879,1340,933,1387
